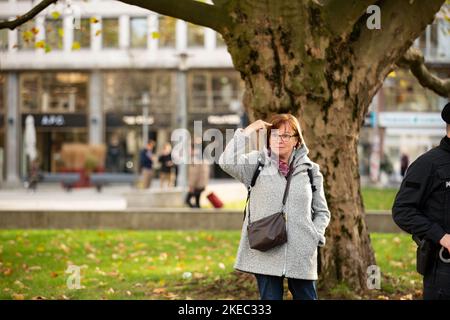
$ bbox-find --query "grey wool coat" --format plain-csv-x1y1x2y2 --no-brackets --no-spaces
218,129,331,280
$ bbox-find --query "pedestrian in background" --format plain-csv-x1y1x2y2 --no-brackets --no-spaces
185,144,210,208
158,142,175,188
139,140,155,189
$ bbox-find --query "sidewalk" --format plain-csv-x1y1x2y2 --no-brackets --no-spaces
0,179,247,211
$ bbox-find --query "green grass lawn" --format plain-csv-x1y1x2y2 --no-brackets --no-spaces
216,187,399,211
0,230,420,300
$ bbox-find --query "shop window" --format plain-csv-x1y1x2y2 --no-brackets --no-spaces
189,73,209,111
20,72,89,113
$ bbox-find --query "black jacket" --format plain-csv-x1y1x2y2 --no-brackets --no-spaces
392,136,450,244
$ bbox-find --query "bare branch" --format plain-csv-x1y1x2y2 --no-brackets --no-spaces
397,47,450,98
322,0,376,37
0,0,58,30
351,0,445,96
118,0,231,32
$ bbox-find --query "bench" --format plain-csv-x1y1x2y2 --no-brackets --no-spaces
40,173,81,191
90,173,139,192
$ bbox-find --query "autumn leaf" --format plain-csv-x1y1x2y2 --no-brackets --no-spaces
151,32,160,39
51,11,61,20
35,40,45,49
58,28,64,38
153,288,166,294
95,30,101,37
12,293,25,300
90,17,99,24
32,296,47,300
31,27,39,35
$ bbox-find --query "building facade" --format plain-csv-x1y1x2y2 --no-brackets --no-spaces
0,1,448,185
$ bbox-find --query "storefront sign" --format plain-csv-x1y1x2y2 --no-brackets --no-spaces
207,114,240,125
106,113,155,127
379,112,444,128
22,114,87,127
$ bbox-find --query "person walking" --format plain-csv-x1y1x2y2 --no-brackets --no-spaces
185,144,210,208
392,102,450,300
218,113,330,300
139,140,155,189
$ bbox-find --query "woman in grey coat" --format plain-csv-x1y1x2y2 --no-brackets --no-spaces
218,114,331,300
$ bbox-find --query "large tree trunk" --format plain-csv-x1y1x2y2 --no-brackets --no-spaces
220,0,401,291
219,0,444,291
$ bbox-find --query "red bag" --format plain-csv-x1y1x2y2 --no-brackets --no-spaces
207,192,223,208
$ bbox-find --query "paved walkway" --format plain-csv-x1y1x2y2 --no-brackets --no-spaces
0,179,247,211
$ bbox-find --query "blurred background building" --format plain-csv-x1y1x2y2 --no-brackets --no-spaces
0,0,448,186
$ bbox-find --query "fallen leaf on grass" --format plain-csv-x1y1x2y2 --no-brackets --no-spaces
153,288,166,294
12,293,25,300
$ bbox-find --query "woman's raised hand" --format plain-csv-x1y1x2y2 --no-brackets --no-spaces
243,120,272,135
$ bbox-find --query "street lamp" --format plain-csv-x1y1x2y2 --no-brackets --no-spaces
175,52,189,190
141,92,150,147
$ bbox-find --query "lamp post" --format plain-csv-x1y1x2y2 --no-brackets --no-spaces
176,52,189,190
141,92,150,147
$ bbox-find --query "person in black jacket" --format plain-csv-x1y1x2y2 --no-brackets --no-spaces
392,102,450,300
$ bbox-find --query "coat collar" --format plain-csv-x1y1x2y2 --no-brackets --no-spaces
440,136,450,153
261,143,313,175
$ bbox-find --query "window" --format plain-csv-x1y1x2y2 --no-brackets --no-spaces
20,72,89,113
20,73,40,111
158,16,175,48
382,69,443,112
187,23,204,47
45,18,63,50
73,18,91,49
0,29,7,51
216,33,225,48
103,72,153,113
17,20,36,50
130,17,147,48
102,18,119,48
103,71,175,113
189,73,209,111
212,74,238,110
152,73,173,111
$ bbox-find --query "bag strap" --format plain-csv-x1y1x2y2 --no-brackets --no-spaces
243,159,264,221
307,168,317,192
245,156,296,224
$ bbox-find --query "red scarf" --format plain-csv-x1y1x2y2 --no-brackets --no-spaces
278,159,290,177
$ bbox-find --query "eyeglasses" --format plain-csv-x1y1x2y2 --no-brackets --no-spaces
270,132,298,142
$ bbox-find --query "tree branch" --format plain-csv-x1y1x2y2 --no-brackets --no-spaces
0,0,58,30
322,0,377,37
397,47,450,98
118,0,231,32
350,0,445,97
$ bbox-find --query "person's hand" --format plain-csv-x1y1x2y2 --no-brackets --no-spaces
243,120,272,135
439,234,450,253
